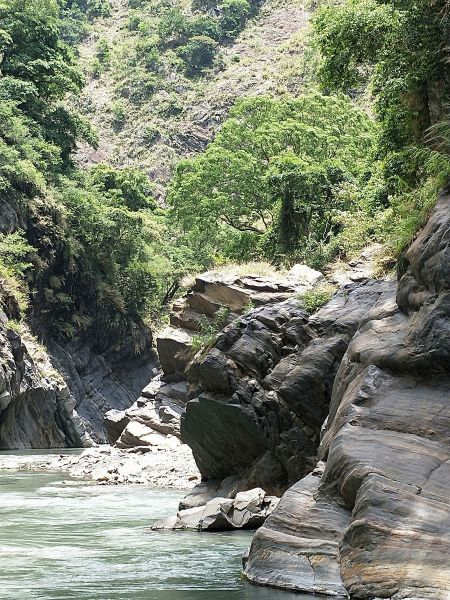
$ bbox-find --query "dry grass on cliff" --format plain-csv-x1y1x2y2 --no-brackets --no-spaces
205,261,288,279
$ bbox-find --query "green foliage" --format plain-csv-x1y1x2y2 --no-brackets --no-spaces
0,232,33,276
109,100,127,126
158,7,189,47
176,35,218,74
96,36,110,66
219,0,251,39
169,93,376,265
143,123,160,145
89,163,156,211
312,0,450,256
314,0,395,91
0,0,201,347
191,306,230,352
297,284,336,314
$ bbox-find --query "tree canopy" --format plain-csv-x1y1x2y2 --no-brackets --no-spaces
168,93,376,264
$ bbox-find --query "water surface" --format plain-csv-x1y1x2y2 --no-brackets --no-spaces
0,454,307,600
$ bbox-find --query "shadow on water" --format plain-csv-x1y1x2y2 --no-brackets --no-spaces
0,456,312,600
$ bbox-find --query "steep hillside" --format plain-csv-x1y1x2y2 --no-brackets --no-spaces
73,0,310,193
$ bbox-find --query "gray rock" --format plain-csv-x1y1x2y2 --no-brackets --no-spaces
245,194,450,598
156,327,193,379
45,331,157,443
104,409,129,444
0,288,89,449
245,465,349,597
182,279,397,494
116,420,181,449
152,487,279,531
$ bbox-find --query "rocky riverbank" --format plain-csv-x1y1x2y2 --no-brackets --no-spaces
0,445,200,489
242,194,450,598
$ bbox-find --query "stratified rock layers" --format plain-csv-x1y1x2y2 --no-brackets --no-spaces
244,195,450,598
182,279,396,495
0,288,87,449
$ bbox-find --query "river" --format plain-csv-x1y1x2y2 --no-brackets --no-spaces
0,452,307,600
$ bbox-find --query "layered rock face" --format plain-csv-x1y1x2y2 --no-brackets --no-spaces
0,285,88,449
108,266,326,458
182,279,396,497
46,335,158,443
244,195,450,598
157,266,324,383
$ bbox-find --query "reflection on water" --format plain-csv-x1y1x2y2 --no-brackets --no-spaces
0,454,309,600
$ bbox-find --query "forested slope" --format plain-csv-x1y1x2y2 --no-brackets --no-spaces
1,0,450,443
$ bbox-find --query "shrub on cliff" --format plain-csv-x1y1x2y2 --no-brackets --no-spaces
176,35,218,74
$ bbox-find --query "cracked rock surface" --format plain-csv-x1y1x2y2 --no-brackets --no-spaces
181,278,396,498
0,283,89,449
244,194,450,598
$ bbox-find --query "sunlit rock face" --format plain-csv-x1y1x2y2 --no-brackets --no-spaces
244,195,450,599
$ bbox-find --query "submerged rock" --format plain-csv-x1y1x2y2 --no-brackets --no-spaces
152,487,279,531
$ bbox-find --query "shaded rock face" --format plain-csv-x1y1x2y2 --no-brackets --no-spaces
0,286,88,449
182,278,396,496
45,335,158,443
244,195,450,599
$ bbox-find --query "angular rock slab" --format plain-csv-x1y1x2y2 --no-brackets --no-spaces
152,487,279,531
244,467,350,597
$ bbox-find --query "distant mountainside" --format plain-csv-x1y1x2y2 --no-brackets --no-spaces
73,0,311,197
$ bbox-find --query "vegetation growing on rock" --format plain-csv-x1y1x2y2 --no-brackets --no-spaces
1,0,450,347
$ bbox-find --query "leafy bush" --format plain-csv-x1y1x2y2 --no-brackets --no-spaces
158,8,189,47
109,100,127,127
89,164,156,211
188,14,221,41
298,285,336,314
96,37,110,66
143,123,161,145
312,0,450,257
177,35,218,73
191,306,230,352
219,0,251,39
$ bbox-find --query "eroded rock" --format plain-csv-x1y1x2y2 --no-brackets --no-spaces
0,286,89,449
244,194,450,599
182,279,396,495
152,487,279,531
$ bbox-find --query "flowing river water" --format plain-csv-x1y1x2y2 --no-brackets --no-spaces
0,451,307,600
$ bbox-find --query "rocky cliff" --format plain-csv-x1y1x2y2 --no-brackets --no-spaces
181,278,396,501
104,265,324,455
242,195,450,598
44,334,158,443
0,283,89,449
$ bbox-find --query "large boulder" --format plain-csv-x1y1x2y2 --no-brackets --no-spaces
244,194,450,599
181,279,396,496
156,327,194,380
104,409,130,444
116,420,181,450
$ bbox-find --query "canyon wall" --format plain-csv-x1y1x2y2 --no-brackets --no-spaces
243,195,450,598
